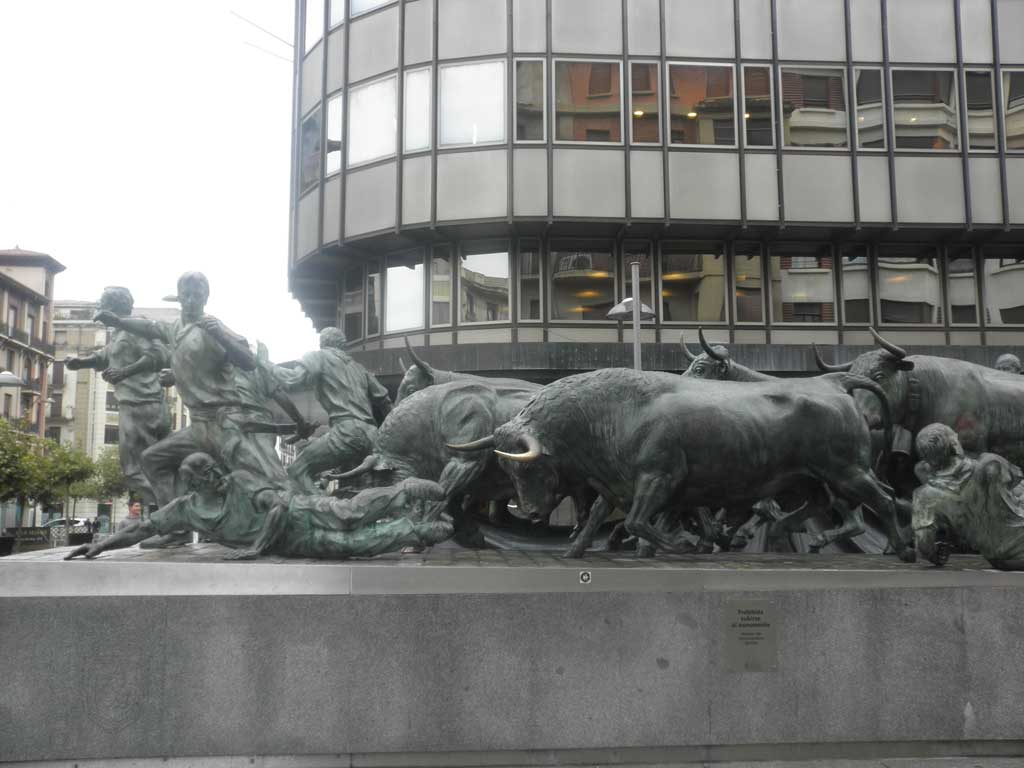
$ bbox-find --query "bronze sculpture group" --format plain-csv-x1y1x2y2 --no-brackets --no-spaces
66,271,1024,570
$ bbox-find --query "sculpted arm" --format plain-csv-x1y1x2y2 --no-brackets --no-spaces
198,316,257,371
93,312,170,343
64,347,109,372
64,498,189,559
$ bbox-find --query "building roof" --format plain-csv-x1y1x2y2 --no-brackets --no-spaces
0,247,66,274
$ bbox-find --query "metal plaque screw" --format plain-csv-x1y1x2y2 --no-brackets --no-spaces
579,570,592,584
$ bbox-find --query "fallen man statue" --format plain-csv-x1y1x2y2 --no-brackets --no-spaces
65,453,453,561
912,423,1024,570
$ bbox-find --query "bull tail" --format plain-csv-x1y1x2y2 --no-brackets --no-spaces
837,373,893,481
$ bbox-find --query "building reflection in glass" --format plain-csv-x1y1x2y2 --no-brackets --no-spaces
385,251,424,332
516,60,545,141
341,265,364,341
946,248,978,324
891,69,958,150
367,261,381,335
660,243,725,323
839,245,871,324
519,242,542,321
877,246,940,324
964,71,996,150
733,244,764,323
431,247,452,326
1002,71,1024,150
982,251,1024,326
855,68,885,149
770,244,835,324
550,244,616,320
460,248,510,323
554,61,622,143
743,66,773,147
300,110,322,190
668,63,736,146
622,241,655,319
630,63,660,143
780,67,848,148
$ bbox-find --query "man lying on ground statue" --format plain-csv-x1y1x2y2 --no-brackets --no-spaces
912,423,1024,570
273,326,392,491
64,453,453,561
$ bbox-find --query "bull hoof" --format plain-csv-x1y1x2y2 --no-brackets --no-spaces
636,542,657,558
561,546,586,559
898,547,917,563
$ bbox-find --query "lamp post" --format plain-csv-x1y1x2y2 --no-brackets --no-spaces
606,261,655,370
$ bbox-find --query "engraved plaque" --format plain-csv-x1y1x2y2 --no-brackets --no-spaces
723,599,779,672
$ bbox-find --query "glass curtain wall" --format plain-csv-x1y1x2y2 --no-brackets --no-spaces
659,243,726,323
554,61,622,142
519,241,542,321
983,251,1024,325
341,265,364,341
668,63,736,146
946,248,978,325
385,250,425,332
780,67,848,148
838,245,872,324
516,60,545,142
630,63,660,143
460,245,510,323
891,69,958,150
431,247,453,326
622,241,655,320
440,61,506,146
876,245,941,324
733,244,764,323
549,242,616,320
769,244,835,324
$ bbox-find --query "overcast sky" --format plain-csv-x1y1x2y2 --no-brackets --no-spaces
0,0,318,361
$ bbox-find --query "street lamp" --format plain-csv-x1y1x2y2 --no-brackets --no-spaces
607,261,655,371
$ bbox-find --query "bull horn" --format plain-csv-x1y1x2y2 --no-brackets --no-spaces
812,342,853,373
870,327,908,359
698,327,726,361
495,433,543,463
679,331,698,362
398,356,407,371
333,454,379,480
403,336,433,373
447,435,496,452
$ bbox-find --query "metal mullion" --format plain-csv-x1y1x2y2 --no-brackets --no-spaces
734,0,747,229
833,242,845,343
545,0,554,224
339,1,352,243
289,0,304,267
622,0,632,226
769,0,786,228
541,233,550,341
725,240,736,341
317,1,330,255
395,0,406,235
430,0,439,229
659,0,670,227
880,0,899,228
843,0,861,230
953,0,974,231
939,243,951,344
990,0,1011,230
451,240,461,344
976,246,988,345
510,237,519,344
507,0,514,225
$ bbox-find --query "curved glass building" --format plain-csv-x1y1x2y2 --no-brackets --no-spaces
289,0,1024,384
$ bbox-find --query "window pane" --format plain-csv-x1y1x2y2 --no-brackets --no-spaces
351,0,390,15
733,246,763,323
555,61,622,143
780,67,848,148
347,76,397,165
622,242,655,320
300,110,322,190
516,60,545,141
404,68,431,152
549,246,616,320
877,247,940,324
342,266,364,341
461,248,510,323
367,262,381,335
743,66,773,147
631,63,660,144
983,253,1024,325
891,69,958,150
839,246,871,324
965,71,996,150
947,250,977,324
326,95,343,174
855,68,885,149
1004,71,1024,150
386,251,425,332
305,0,324,52
440,61,506,146
770,246,835,324
431,247,452,326
668,64,736,146
519,242,542,321
660,244,726,323
330,0,345,26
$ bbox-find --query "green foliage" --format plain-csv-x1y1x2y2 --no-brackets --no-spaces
0,421,96,507
0,419,35,502
92,446,128,500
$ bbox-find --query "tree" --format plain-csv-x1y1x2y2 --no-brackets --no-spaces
0,419,35,504
91,446,128,502
24,440,95,514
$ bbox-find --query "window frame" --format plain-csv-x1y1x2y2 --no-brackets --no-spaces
329,0,345,28
837,247,874,327
629,60,662,146
888,66,960,153
982,255,1024,327
384,249,426,334
517,239,544,324
546,239,619,324
346,73,398,168
325,90,344,176
299,106,323,192
874,247,943,328
1004,68,1024,154
349,0,396,19
514,58,547,145
552,58,625,147
340,264,365,342
365,260,383,338
437,59,508,150
457,243,512,327
741,63,776,150
963,67,998,154
777,65,851,151
429,245,454,329
853,66,887,152
766,245,838,328
666,60,739,149
945,250,981,328
304,0,325,54
403,65,433,154
656,241,729,327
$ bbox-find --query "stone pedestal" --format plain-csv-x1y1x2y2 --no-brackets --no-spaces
2,547,1024,765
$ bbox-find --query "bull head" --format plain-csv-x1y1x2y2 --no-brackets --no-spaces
681,328,731,379
496,433,543,463
812,343,853,373
395,338,437,403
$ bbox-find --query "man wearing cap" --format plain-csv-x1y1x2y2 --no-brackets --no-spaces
94,271,315,506
995,353,1023,375
65,287,171,507
274,326,392,490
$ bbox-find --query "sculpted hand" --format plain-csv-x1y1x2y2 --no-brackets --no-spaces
64,543,102,560
92,310,121,327
102,367,128,384
285,419,318,445
198,315,224,338
158,368,175,387
399,477,446,502
63,355,82,371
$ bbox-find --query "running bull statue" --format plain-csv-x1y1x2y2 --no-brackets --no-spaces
452,367,911,560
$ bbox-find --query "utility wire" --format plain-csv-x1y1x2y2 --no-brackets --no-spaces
242,40,293,63
230,10,293,48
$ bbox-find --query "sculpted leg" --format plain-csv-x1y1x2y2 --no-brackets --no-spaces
623,472,692,554
807,498,866,553
831,469,914,562
563,495,612,558
437,458,488,548
140,426,202,507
